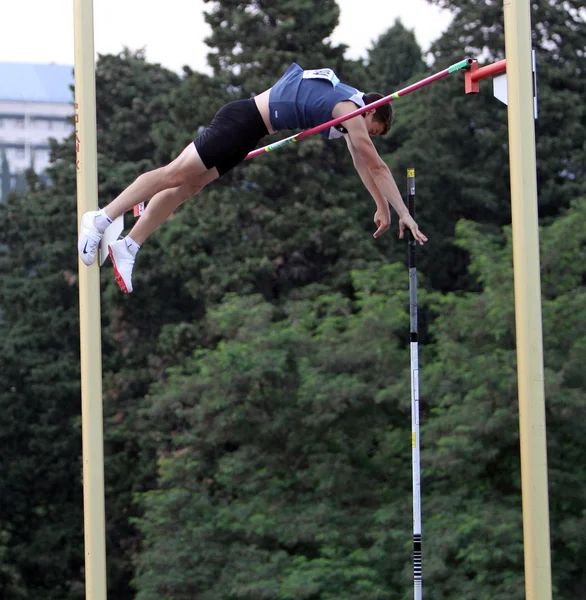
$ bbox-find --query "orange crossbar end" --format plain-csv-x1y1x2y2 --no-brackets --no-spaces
465,59,507,94
465,61,480,94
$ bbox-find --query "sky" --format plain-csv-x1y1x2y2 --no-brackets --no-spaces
0,1,452,74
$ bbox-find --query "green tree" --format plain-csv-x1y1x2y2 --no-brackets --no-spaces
0,172,85,600
95,48,181,166
90,51,190,599
425,0,586,218
203,0,348,92
366,19,426,94
0,51,187,600
386,65,511,291
132,268,414,600
132,199,586,599
418,198,586,598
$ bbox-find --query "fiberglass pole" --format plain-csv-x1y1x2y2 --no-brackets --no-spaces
73,0,108,598
408,169,422,600
503,1,552,598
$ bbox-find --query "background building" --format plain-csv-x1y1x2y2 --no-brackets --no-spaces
0,62,73,200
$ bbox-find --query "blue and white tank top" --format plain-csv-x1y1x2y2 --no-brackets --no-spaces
268,63,365,139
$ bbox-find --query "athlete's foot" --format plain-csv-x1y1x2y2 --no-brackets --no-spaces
108,239,135,294
78,211,105,266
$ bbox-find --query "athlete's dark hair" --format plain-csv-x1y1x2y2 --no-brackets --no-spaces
364,92,394,135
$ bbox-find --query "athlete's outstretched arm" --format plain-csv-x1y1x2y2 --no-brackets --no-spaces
343,115,427,245
344,134,391,238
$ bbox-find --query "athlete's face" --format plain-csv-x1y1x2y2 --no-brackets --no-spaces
364,111,385,137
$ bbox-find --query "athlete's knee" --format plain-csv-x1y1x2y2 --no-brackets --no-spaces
160,163,191,189
133,166,182,192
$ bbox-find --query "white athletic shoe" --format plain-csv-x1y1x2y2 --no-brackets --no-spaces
108,239,135,294
78,211,103,266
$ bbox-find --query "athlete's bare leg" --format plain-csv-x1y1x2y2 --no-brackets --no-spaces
103,144,213,221
127,168,218,245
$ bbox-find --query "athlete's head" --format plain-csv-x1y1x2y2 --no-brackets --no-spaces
363,92,394,136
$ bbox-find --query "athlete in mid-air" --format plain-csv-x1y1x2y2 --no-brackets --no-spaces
78,62,427,293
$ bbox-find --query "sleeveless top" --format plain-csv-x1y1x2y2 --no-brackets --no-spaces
268,63,365,139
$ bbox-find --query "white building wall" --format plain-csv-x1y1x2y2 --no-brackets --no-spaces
0,99,74,174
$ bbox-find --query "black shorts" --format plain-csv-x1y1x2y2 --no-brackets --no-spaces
194,98,269,176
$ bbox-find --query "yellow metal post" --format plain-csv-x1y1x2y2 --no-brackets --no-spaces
503,1,552,598
73,0,107,598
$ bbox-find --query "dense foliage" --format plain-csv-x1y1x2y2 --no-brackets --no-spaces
0,1,584,599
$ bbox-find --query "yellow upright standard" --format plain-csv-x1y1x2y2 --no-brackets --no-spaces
503,1,553,598
73,0,108,598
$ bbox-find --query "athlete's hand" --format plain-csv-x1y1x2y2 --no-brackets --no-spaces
373,206,391,238
399,214,428,245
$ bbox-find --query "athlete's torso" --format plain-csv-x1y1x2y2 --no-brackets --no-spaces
267,63,365,138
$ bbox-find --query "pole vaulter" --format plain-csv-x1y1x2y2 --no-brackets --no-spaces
246,58,474,159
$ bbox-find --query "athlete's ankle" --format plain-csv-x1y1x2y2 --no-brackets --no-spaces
93,208,113,233
124,236,141,258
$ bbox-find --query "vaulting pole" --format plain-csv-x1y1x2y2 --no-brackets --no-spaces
503,1,552,598
73,0,108,597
